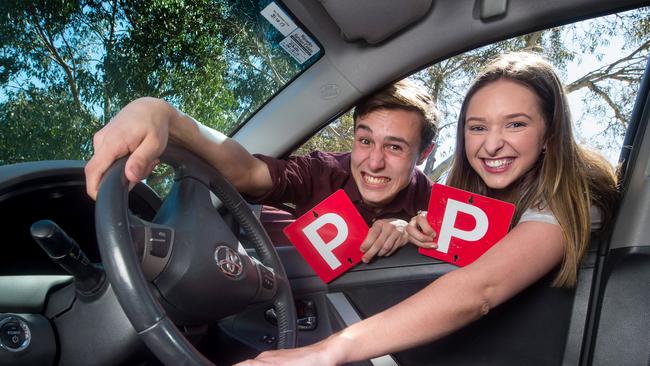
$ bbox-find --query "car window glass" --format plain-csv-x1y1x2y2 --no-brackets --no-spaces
0,0,321,167
296,7,649,182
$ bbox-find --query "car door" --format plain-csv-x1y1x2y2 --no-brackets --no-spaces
585,57,650,366
221,9,650,366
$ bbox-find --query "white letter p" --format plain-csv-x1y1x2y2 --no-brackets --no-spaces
437,199,488,254
302,213,348,270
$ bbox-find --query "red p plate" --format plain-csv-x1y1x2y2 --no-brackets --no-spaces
419,184,515,266
283,189,368,283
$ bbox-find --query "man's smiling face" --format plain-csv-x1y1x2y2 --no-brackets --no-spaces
351,108,429,208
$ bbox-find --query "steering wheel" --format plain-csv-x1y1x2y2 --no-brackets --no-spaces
94,145,296,365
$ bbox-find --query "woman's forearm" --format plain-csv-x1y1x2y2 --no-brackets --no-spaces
324,268,490,364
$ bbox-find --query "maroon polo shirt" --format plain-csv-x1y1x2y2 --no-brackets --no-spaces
250,151,432,226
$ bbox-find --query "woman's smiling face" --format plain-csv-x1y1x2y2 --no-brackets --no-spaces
464,79,547,191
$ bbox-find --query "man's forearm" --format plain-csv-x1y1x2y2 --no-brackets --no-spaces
166,104,272,196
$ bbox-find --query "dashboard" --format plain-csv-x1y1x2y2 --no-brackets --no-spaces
0,161,161,365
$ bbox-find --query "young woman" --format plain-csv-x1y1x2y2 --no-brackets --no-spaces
236,52,618,366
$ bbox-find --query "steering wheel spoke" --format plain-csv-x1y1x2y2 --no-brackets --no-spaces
128,214,175,281
249,258,280,303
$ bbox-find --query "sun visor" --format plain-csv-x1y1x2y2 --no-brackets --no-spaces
318,0,433,44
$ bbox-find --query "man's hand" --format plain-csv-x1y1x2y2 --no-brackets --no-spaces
406,211,437,249
85,97,172,199
360,219,409,263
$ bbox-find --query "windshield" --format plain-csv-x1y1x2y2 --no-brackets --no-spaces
0,0,321,165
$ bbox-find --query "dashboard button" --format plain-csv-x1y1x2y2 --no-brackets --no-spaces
0,316,31,352
149,228,172,258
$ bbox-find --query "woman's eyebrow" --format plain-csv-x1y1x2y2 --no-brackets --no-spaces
504,112,533,120
465,113,533,122
465,116,486,123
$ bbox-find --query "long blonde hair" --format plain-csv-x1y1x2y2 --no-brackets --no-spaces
446,52,618,287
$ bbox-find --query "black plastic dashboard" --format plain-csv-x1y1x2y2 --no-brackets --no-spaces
0,161,161,276
0,161,162,365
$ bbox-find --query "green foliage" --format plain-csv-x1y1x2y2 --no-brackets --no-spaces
110,0,237,130
295,112,354,156
218,0,309,124
0,0,311,196
0,88,98,164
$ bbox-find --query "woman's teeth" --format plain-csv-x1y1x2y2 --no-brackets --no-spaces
484,158,513,169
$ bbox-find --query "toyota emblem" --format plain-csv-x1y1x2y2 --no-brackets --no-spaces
214,245,243,278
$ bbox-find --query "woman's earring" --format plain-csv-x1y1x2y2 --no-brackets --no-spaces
542,146,547,154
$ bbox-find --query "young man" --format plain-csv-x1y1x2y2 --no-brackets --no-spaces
85,80,439,261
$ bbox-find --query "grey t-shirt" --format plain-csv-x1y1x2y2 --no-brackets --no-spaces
518,206,602,230
518,207,559,226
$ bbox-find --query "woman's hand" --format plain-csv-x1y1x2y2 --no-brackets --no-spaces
406,211,438,249
235,348,329,366
234,336,344,366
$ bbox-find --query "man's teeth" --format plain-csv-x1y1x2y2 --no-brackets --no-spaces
484,158,513,169
365,175,389,184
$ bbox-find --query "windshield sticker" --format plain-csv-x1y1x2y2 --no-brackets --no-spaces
261,2,297,36
279,28,320,64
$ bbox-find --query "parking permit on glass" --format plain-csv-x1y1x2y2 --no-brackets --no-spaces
283,189,368,283
261,1,321,64
279,28,320,64
261,2,298,36
419,184,515,266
